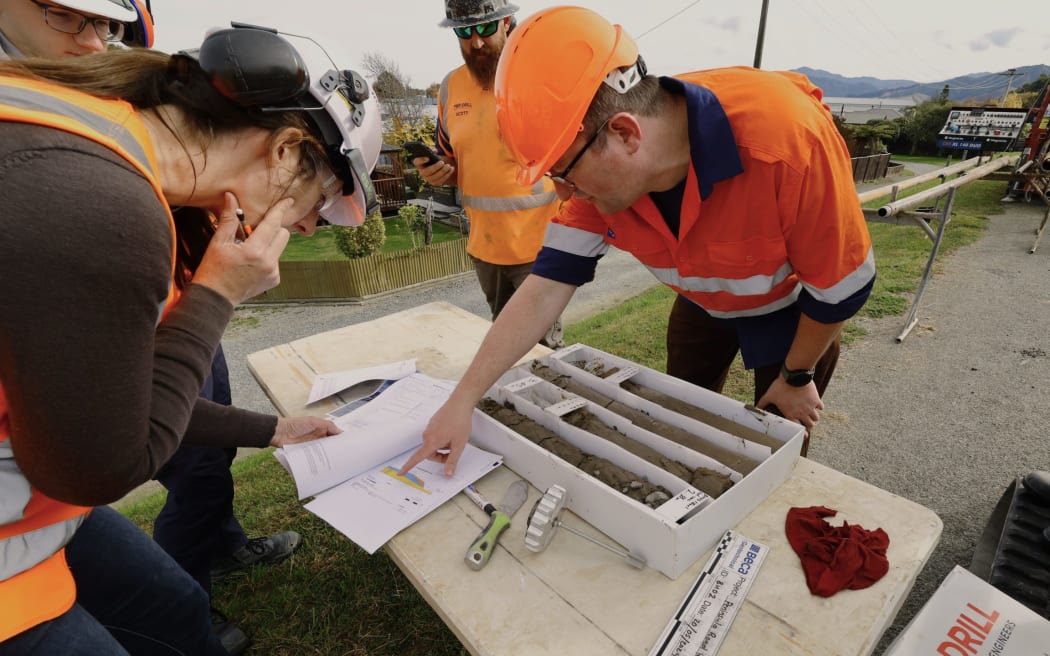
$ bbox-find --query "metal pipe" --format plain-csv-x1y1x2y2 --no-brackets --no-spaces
876,156,1016,217
1017,159,1034,174
1042,155,1050,172
857,157,986,204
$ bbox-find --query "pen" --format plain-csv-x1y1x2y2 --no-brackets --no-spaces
463,484,496,514
234,208,249,242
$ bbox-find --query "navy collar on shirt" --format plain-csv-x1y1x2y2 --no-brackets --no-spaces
659,76,744,200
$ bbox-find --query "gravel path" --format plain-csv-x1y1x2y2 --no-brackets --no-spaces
810,195,1050,651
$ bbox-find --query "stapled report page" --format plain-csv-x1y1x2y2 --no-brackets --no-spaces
274,372,502,553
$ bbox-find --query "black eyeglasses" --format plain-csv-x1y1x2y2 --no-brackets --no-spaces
546,117,611,191
453,20,499,40
30,0,125,42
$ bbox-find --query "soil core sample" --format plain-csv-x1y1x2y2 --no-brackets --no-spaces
529,362,763,475
477,398,674,507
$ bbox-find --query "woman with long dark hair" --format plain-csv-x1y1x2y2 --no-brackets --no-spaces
0,24,382,654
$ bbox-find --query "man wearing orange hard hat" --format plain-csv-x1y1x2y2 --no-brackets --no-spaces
401,5,874,477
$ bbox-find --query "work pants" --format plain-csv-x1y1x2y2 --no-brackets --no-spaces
471,257,564,349
666,296,840,456
1,506,226,655
154,345,246,595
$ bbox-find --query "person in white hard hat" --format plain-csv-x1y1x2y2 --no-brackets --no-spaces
0,23,381,654
0,0,136,59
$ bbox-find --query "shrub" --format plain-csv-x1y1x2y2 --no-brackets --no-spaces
332,211,386,259
397,203,432,247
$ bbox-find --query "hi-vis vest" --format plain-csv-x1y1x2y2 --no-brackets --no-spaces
546,68,874,320
0,74,177,641
436,66,559,265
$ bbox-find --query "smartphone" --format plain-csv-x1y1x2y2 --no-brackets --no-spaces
403,140,442,166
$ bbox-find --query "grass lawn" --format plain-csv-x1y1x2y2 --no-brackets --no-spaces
280,218,466,262
891,153,954,167
117,174,1007,655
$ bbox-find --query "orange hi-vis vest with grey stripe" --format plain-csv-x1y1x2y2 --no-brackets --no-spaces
0,74,177,641
436,66,559,265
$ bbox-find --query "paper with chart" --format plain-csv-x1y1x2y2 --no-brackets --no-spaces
274,371,502,553
305,443,501,554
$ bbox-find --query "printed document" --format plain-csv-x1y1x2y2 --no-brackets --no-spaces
275,371,502,554
305,359,417,404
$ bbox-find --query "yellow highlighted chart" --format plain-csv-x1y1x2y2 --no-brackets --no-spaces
381,467,432,495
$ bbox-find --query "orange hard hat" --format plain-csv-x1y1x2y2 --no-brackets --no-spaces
495,5,639,186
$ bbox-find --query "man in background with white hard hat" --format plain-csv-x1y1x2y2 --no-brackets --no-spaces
413,0,564,348
0,0,133,59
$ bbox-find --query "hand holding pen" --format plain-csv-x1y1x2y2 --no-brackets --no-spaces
234,208,249,243
192,192,293,305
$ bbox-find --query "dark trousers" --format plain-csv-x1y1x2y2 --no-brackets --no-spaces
1,507,226,655
471,257,564,348
153,345,246,596
665,296,840,455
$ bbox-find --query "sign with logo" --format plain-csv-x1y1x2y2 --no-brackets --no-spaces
883,566,1050,656
939,107,1029,151
937,136,983,151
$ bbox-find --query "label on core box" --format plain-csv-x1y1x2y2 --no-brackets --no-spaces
653,488,711,524
648,530,768,656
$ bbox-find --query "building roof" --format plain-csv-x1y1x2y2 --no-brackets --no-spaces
838,108,905,125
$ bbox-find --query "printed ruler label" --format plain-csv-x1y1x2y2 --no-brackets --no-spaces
648,530,768,656
545,396,588,417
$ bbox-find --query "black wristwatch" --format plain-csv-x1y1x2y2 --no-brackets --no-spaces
780,363,815,387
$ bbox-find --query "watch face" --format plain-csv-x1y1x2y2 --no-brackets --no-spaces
783,367,815,387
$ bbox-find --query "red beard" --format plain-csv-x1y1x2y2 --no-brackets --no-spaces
463,47,499,88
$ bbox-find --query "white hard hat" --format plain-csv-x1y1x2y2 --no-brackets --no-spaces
181,24,382,226
51,0,137,21
283,32,382,227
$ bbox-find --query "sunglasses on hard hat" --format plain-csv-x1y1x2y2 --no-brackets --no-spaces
453,20,499,39
29,0,125,41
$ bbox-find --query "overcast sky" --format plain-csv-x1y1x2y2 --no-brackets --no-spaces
152,0,1050,90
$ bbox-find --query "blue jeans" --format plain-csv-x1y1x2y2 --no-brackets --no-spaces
154,345,247,595
1,506,227,655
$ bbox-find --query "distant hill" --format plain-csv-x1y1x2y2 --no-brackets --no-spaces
793,64,1050,103
793,67,914,98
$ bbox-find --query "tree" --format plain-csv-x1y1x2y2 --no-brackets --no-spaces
832,114,858,156
1017,74,1049,96
333,211,386,259
852,120,898,156
425,82,440,99
899,99,953,155
361,51,428,129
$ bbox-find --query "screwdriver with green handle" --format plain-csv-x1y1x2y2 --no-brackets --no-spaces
462,480,529,570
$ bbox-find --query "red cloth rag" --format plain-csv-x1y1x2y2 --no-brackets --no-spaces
785,506,890,597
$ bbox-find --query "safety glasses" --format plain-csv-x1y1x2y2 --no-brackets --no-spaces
452,20,499,39
29,0,125,42
546,116,611,191
314,169,342,216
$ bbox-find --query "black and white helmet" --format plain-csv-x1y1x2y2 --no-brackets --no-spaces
183,24,382,226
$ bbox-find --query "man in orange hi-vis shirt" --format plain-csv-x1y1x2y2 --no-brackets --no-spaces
401,5,874,478
412,0,563,348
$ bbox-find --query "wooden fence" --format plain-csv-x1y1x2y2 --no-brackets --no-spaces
249,238,473,302
851,153,898,182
